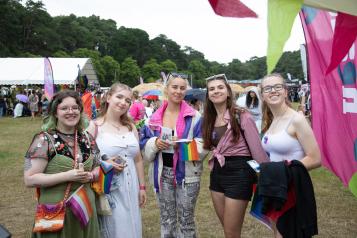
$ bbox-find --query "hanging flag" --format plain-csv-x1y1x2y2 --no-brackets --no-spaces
66,185,93,228
267,0,303,73
325,12,357,74
44,57,55,100
208,0,257,18
300,6,357,197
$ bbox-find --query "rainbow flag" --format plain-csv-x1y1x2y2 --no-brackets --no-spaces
179,140,199,161
91,160,114,194
66,185,93,228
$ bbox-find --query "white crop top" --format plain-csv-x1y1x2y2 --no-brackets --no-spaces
262,116,305,162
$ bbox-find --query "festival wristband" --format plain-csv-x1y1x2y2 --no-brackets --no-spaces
139,185,146,191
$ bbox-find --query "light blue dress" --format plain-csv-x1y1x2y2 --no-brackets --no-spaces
95,128,142,238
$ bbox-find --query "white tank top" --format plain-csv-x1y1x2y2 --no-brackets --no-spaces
262,116,305,162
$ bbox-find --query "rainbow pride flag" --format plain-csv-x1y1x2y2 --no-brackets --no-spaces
66,185,93,228
179,140,199,161
92,160,114,194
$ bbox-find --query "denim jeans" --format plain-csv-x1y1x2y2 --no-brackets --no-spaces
157,166,200,238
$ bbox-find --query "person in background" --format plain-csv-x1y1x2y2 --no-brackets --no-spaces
260,73,321,238
202,74,269,238
87,83,146,238
129,90,145,123
142,99,153,119
140,73,207,238
0,96,6,118
41,95,49,117
28,90,39,119
24,90,100,238
13,101,24,118
245,87,262,133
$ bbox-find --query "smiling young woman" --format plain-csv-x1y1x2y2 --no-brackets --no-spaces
202,75,269,238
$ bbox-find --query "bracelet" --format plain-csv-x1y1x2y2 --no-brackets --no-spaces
139,185,146,191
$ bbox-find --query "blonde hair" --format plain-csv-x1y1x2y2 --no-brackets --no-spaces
260,73,291,133
163,74,189,99
99,83,134,131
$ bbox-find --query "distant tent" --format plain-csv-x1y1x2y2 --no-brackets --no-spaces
0,58,98,86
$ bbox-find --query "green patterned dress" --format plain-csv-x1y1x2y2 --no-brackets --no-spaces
25,130,100,238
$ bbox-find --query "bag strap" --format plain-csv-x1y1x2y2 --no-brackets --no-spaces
36,130,78,203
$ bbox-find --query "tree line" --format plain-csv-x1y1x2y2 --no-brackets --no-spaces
1,0,304,87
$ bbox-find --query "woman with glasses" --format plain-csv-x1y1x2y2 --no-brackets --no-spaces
140,73,207,238
24,90,100,238
202,75,269,238
86,83,147,238
260,73,321,238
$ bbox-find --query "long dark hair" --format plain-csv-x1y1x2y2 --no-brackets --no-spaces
202,77,240,150
246,91,259,108
260,73,291,133
42,90,88,132
99,83,134,131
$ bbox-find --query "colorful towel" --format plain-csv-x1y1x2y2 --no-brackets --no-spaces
179,140,199,161
91,160,114,194
66,185,93,228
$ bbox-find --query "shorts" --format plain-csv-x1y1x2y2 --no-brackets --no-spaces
209,156,257,200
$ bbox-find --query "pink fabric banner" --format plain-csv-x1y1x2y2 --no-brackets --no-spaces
326,13,357,74
44,57,54,100
300,7,357,197
208,0,257,18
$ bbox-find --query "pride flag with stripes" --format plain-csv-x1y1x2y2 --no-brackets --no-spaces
179,140,199,161
66,185,93,228
91,160,114,194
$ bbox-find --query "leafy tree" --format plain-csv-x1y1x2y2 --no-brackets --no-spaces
160,59,177,74
109,27,150,66
100,56,120,86
188,60,206,88
142,59,161,83
120,57,141,87
52,50,70,57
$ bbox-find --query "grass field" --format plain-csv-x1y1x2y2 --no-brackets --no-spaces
0,117,356,238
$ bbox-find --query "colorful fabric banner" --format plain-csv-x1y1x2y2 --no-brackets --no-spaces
300,6,357,197
179,140,199,161
66,185,93,228
326,13,357,74
44,57,54,100
91,160,114,194
208,0,257,18
267,0,303,73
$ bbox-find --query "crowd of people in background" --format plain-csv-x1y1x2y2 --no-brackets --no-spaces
19,72,321,238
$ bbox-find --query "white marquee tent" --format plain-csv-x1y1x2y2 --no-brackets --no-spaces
0,57,98,85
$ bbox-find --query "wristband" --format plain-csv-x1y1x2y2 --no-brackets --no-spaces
139,185,146,191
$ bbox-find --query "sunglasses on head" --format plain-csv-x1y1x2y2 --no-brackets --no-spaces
168,72,188,79
205,74,228,82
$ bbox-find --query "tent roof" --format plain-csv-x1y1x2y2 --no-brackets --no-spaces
0,57,98,85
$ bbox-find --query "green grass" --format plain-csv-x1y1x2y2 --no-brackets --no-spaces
0,117,356,237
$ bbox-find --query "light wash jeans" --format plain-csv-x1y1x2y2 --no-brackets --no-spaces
157,166,200,238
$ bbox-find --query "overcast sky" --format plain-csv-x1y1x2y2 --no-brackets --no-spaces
40,0,305,64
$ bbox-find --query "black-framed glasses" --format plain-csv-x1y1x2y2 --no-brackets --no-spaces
168,72,188,79
205,74,228,82
262,84,285,93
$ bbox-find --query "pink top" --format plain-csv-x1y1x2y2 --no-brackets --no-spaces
209,110,269,170
129,101,145,122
